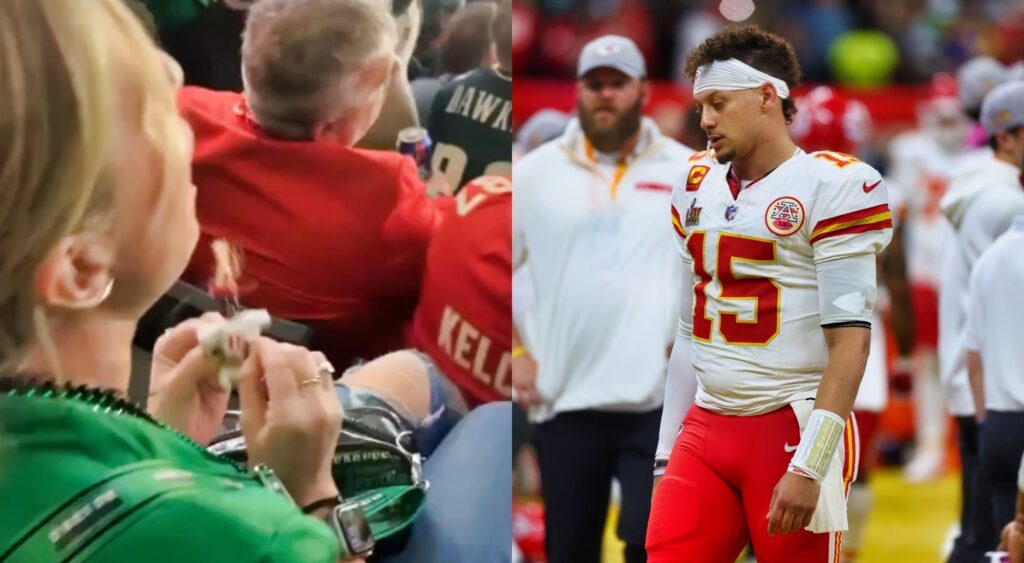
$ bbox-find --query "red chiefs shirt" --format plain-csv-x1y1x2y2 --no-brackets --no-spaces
410,176,512,406
179,87,447,369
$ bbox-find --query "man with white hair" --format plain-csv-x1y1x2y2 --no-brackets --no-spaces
178,0,449,371
647,26,892,561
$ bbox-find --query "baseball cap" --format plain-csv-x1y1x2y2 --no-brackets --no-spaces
980,80,1024,136
577,35,646,79
956,56,1007,112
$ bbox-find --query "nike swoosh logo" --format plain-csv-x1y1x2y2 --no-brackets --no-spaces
863,179,882,193
784,443,798,453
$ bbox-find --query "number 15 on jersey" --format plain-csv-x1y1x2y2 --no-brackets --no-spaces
687,231,781,346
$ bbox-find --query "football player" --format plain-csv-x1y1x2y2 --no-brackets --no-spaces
647,26,892,562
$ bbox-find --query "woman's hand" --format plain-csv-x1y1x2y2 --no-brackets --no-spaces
148,313,234,445
237,339,342,506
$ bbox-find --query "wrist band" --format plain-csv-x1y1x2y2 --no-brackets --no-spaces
302,496,342,514
653,458,668,477
786,464,817,480
789,409,845,483
511,346,528,359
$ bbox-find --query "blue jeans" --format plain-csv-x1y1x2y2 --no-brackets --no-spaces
335,362,465,457
377,402,512,563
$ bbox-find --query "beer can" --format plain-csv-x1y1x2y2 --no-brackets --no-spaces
396,126,433,180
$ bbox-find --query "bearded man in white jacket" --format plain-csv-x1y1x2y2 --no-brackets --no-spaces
511,35,694,563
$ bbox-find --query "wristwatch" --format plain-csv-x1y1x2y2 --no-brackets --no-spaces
326,498,376,558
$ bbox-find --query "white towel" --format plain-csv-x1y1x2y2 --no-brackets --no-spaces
197,309,272,390
789,400,850,533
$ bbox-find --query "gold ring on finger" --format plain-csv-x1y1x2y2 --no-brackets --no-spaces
317,358,335,375
316,360,336,386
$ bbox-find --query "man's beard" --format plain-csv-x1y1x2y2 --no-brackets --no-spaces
577,98,643,153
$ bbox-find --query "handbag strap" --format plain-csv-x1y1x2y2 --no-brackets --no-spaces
4,461,215,562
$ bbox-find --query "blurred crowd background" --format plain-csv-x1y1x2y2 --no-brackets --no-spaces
512,0,1024,84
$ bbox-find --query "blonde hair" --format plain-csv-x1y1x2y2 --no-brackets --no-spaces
0,0,183,372
242,0,398,139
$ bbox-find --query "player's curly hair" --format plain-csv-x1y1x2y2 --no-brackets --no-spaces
684,25,801,124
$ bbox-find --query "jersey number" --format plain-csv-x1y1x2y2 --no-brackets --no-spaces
455,176,511,216
432,142,512,191
687,231,781,345
813,151,860,169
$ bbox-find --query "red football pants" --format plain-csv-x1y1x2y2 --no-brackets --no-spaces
646,405,857,563
852,410,878,481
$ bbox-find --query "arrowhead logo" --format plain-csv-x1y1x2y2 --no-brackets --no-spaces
863,179,882,193
833,292,866,314
784,443,798,453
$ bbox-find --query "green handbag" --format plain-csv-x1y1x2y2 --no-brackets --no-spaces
208,405,429,556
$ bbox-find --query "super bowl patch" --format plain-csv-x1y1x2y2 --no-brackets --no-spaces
685,199,702,227
686,165,709,192
764,196,805,236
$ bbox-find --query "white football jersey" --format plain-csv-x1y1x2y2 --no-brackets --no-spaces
887,131,965,288
670,149,893,415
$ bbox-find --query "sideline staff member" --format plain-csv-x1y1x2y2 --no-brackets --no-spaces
511,35,694,563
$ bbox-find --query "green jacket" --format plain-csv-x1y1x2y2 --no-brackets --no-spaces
0,382,340,562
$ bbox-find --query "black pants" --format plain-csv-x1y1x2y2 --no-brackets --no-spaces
981,411,1024,534
535,408,660,563
948,416,998,563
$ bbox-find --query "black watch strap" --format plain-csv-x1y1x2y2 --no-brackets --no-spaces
302,496,342,514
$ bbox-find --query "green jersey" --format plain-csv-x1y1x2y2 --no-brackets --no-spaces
428,66,512,191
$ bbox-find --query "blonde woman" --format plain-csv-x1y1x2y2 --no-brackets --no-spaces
0,0,364,560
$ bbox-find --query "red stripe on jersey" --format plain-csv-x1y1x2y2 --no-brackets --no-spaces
810,217,893,244
637,182,673,193
812,203,890,232
671,204,686,238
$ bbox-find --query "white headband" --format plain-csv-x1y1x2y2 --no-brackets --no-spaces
693,58,790,100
